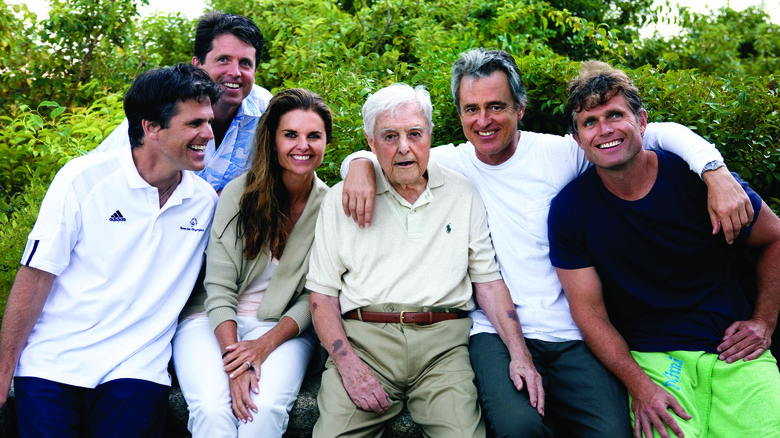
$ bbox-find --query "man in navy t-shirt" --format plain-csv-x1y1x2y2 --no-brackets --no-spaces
548,61,780,438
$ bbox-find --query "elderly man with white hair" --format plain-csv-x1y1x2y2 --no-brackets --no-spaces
306,83,542,437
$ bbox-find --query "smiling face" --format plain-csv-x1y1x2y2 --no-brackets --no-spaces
573,93,647,171
458,71,525,165
150,98,215,172
366,102,431,194
193,33,256,111
275,109,327,178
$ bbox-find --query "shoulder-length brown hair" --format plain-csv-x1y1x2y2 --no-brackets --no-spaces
237,88,333,260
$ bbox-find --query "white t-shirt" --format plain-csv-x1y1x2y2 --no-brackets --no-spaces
17,146,218,388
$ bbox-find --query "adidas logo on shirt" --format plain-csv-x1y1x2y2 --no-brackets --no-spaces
109,210,126,222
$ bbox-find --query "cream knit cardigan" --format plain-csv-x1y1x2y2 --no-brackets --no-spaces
180,172,328,335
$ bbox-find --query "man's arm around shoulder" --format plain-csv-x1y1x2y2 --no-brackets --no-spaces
0,266,55,407
642,122,753,243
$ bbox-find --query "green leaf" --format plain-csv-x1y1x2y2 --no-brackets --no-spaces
51,107,66,118
29,114,44,130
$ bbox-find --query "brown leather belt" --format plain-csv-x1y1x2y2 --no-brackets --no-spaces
343,309,466,325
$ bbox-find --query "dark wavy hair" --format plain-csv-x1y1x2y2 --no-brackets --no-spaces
124,63,222,148
237,88,333,260
193,11,264,68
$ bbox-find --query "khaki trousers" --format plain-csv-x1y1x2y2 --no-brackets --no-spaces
314,317,485,438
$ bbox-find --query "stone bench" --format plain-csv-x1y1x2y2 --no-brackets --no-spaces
0,374,423,438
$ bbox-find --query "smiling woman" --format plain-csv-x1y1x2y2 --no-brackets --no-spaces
171,88,333,438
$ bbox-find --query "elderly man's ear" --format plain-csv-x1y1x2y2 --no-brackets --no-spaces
364,131,376,154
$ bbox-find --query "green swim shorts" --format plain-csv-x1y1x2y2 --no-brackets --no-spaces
629,350,780,438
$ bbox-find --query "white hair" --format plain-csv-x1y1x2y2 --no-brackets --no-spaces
362,83,433,140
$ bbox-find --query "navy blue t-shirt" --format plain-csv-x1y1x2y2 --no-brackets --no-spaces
548,150,763,354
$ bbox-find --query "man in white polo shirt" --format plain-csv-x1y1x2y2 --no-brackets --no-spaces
0,63,219,437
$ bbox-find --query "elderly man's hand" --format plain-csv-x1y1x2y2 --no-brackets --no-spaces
338,356,390,413
509,358,545,416
703,167,753,244
341,158,376,228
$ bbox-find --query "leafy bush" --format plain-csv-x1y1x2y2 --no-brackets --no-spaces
0,177,48,326
631,6,780,78
0,0,195,116
637,68,780,210
2,0,779,321
0,94,124,208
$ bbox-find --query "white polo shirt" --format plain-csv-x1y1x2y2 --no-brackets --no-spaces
17,146,217,388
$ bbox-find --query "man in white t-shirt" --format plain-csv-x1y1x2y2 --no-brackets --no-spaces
95,11,273,193
0,64,219,437
341,49,754,437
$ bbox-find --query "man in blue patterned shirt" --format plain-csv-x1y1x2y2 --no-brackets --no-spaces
96,11,272,193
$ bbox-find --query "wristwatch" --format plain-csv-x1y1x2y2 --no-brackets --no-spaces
700,160,726,177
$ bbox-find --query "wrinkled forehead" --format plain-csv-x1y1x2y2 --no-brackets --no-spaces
377,102,428,127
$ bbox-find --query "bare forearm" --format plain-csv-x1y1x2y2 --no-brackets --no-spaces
474,280,529,361
746,201,780,332
0,267,54,373
214,320,239,354
0,266,55,404
753,240,780,332
309,292,360,366
255,316,300,357
576,310,655,397
474,279,544,412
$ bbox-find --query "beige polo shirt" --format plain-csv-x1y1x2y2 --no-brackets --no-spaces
306,161,501,313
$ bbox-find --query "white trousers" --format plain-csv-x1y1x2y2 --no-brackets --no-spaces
172,316,314,438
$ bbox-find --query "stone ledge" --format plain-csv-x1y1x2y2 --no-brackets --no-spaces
0,375,423,438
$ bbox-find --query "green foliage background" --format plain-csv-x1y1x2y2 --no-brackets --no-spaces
1,0,780,321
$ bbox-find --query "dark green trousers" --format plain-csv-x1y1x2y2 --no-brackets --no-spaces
469,334,632,438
